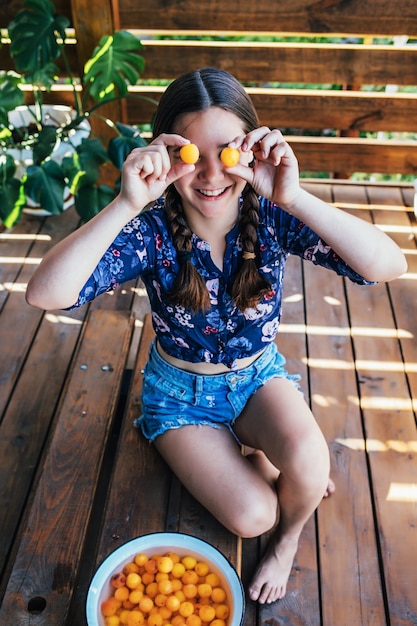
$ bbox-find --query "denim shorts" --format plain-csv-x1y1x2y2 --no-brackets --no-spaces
134,340,301,442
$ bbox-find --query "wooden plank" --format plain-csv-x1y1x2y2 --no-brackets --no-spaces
359,186,417,625
92,314,171,566
0,215,44,311
331,184,417,625
1,0,72,25
367,185,417,409
0,209,81,421
66,315,163,623
0,305,85,587
3,39,417,88
301,212,385,625
251,90,417,133
117,0,417,35
256,254,321,625
138,41,417,87
125,87,417,133
0,309,134,625
287,137,417,176
4,0,416,35
345,279,417,625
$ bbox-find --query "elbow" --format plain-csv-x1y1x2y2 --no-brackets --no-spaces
397,255,409,279
364,251,408,283
25,281,48,310
25,278,65,311
384,250,408,282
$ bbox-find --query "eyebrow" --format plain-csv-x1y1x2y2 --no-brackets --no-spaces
172,142,230,154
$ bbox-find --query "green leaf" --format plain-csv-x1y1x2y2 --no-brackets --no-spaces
76,138,109,169
0,71,25,123
24,160,66,214
0,178,25,227
62,138,109,194
32,125,58,163
75,184,115,222
0,153,18,182
24,62,59,92
8,0,69,74
107,125,147,170
83,31,144,103
62,151,96,191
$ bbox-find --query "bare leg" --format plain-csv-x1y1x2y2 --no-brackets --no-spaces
154,377,331,605
245,448,335,497
234,378,331,604
154,425,279,539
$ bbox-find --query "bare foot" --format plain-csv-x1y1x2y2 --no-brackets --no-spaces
248,533,299,604
245,451,336,604
323,477,336,497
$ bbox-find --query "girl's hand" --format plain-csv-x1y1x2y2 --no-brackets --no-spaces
227,128,302,209
119,134,196,213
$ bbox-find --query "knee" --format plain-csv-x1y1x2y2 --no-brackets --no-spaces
227,498,277,538
284,431,330,492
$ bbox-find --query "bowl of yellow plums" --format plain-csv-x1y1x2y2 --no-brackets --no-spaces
86,532,245,626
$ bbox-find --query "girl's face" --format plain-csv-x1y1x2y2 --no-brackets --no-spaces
171,107,252,232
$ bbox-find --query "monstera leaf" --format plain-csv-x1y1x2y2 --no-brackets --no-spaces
0,71,25,124
75,184,116,223
8,0,69,74
107,122,147,169
61,138,109,193
83,31,144,103
0,178,26,228
25,160,66,214
0,154,26,226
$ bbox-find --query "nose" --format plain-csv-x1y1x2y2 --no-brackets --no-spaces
197,154,224,181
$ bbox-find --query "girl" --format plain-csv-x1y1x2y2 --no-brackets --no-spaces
26,68,407,605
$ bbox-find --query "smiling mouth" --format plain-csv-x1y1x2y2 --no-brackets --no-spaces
197,188,228,197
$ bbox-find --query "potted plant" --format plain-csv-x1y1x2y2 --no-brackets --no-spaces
0,0,152,228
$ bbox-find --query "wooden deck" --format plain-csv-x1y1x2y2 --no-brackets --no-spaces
0,180,416,625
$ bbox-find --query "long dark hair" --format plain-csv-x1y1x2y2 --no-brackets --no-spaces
153,68,271,312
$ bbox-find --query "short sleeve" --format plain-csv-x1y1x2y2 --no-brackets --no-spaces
68,212,156,309
275,204,376,286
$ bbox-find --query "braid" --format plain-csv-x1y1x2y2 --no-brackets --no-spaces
165,186,211,312
231,185,272,311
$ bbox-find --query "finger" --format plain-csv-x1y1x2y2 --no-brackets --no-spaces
165,162,196,186
125,150,167,185
240,126,273,152
268,140,298,167
151,133,190,148
227,134,247,150
222,162,255,186
256,131,287,162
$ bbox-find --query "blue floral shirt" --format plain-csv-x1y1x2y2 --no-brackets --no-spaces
72,196,372,369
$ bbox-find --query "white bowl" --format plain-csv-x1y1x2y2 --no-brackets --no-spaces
86,532,245,626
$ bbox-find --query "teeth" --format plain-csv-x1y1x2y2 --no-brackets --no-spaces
199,188,226,197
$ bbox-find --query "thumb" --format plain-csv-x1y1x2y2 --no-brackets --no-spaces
224,162,255,185
165,162,196,186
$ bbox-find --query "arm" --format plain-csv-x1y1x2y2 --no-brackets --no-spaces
26,135,194,310
282,186,407,283
230,129,407,282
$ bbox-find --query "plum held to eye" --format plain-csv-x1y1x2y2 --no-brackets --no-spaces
179,143,200,164
220,147,240,167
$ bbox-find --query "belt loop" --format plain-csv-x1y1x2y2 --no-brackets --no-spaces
195,376,203,397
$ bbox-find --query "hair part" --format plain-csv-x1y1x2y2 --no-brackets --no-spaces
154,68,271,313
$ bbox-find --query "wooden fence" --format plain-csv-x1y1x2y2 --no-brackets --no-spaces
1,0,417,177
